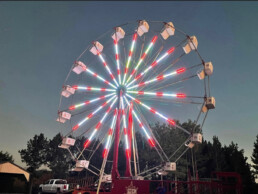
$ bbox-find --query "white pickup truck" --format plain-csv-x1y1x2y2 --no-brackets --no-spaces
39,179,69,193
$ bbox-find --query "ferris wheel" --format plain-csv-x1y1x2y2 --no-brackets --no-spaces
56,20,215,181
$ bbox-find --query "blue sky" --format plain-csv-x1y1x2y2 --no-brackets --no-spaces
0,1,258,167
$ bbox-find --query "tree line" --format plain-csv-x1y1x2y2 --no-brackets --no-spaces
1,120,258,193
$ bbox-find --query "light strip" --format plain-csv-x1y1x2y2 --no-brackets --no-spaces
127,91,186,98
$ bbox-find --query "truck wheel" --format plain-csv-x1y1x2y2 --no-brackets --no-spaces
56,188,61,194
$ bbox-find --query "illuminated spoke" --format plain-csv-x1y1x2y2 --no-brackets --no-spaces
114,40,122,84
123,96,155,147
122,33,138,85
72,95,116,131
125,36,158,85
127,67,186,90
83,97,117,148
83,65,117,89
126,94,190,135
98,52,119,87
127,91,186,98
103,108,118,158
126,47,176,88
68,93,115,111
121,96,131,158
73,85,116,92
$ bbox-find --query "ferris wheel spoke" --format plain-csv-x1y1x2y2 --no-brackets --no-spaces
83,97,117,149
126,94,190,135
127,91,186,99
97,52,119,87
73,85,116,92
121,96,131,159
114,39,122,85
125,35,158,85
72,95,116,131
103,108,118,158
127,67,186,90
122,33,138,85
68,93,115,111
123,96,155,148
84,67,117,89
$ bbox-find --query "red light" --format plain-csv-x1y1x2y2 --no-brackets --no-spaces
129,51,132,57
156,75,164,80
151,61,158,68
102,102,107,107
88,113,93,118
176,67,186,74
85,100,90,105
108,128,113,135
176,93,186,98
107,107,111,113
96,122,101,129
156,92,163,97
72,124,79,131
100,88,106,92
104,80,109,84
87,87,92,91
114,40,117,45
110,74,115,80
141,53,146,60
117,69,120,75
124,67,128,74
103,62,107,67
168,119,176,126
84,139,90,148
138,82,145,87
150,108,156,114
93,73,98,77
72,85,78,90
100,95,105,99
116,54,119,60
138,91,144,95
126,149,131,158
148,139,155,147
131,69,136,75
152,36,158,43
167,47,175,54
135,74,142,80
69,105,75,110
133,33,137,41
134,99,141,104
103,148,108,158
64,185,67,189
139,123,143,128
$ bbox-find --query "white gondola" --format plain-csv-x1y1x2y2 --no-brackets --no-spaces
191,133,202,144
58,137,76,149
112,27,125,42
101,174,112,183
137,20,149,36
157,169,168,176
132,176,144,180
204,62,213,75
202,97,216,112
185,141,195,149
72,160,89,172
72,61,87,74
164,162,176,171
90,41,103,55
183,36,198,54
56,111,71,123
61,85,75,98
160,22,175,40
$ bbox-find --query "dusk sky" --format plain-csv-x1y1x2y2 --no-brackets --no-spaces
1,1,258,167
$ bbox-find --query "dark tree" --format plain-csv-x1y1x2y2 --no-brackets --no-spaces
0,151,14,163
251,134,258,178
18,133,48,173
46,133,72,178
